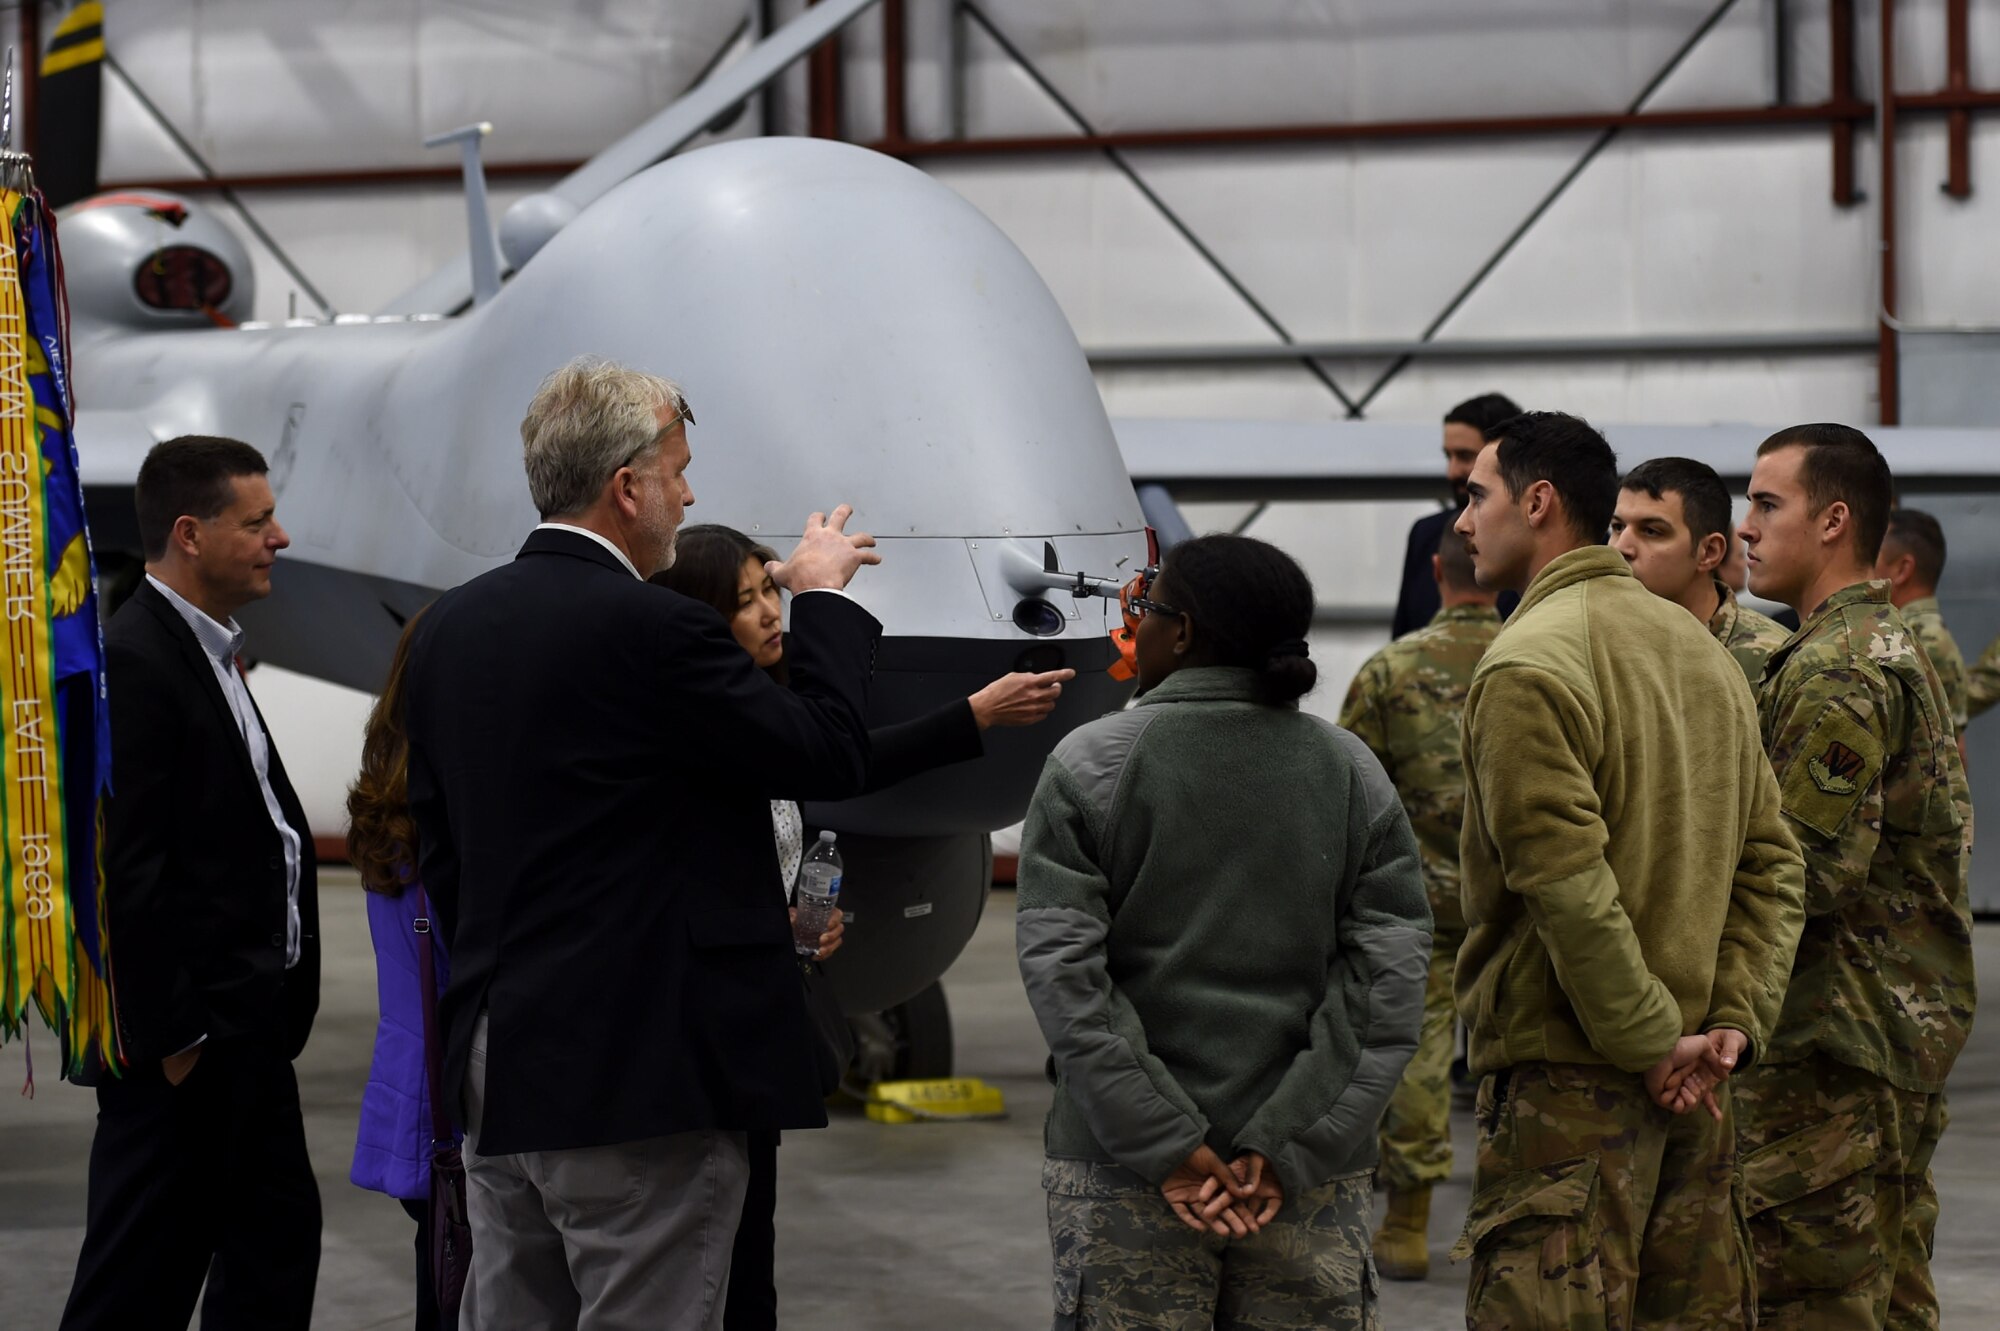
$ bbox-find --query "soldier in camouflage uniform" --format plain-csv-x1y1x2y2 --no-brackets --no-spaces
1874,507,1970,734
1338,524,1500,1282
1737,425,1975,1331
1610,456,1789,684
1970,632,2000,721
1453,416,1805,1331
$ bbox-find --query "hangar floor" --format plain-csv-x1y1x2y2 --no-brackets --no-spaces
4,876,1998,1329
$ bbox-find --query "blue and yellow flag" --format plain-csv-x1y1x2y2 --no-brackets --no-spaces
0,186,115,1079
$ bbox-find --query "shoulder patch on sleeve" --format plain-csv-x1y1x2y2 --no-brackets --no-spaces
1778,701,1884,840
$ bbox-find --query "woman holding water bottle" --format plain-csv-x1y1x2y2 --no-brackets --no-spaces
652,523,1074,1331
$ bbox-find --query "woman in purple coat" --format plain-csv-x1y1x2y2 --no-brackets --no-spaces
347,612,452,1330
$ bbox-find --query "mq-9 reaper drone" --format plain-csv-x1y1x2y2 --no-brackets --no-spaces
61,131,1151,1082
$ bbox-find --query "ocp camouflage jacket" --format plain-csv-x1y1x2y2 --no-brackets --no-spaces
1338,604,1502,935
1758,580,1976,1094
1900,595,1970,731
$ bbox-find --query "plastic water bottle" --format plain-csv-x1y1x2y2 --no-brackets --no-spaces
793,830,843,956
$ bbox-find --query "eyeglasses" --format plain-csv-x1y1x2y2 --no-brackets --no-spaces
1117,567,1179,630
620,398,696,469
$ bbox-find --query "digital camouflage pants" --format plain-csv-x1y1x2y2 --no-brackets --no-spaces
1043,1157,1378,1331
1454,1062,1752,1331
1377,929,1461,1192
1734,1052,1946,1331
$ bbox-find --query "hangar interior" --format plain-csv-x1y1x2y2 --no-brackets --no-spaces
3,3,2000,1328
56,1,2000,870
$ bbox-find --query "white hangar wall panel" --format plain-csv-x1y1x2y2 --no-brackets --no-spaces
1898,117,2000,325
218,181,542,322
83,0,2000,412
64,0,2000,837
99,0,749,178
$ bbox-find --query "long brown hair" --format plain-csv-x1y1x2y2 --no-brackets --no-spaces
346,607,429,895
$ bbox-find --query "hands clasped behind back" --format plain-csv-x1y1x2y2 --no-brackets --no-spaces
1646,1028,1750,1121
767,505,880,593
1162,1145,1285,1238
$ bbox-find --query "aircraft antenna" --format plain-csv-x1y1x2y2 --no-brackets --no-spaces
423,122,504,308
1,48,36,195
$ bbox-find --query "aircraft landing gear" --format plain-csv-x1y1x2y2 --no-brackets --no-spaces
841,981,952,1098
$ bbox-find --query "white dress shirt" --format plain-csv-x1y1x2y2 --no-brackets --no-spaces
145,575,303,969
536,522,641,579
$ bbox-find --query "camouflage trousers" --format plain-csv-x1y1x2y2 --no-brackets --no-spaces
1454,1062,1752,1331
1377,929,1461,1191
1043,1157,1378,1330
1734,1053,1947,1330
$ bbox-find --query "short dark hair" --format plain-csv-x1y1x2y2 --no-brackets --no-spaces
1756,423,1894,563
1882,507,1947,587
648,524,784,679
1620,456,1732,549
134,435,270,562
1435,522,1479,592
1443,393,1523,435
1484,411,1620,544
1153,534,1317,704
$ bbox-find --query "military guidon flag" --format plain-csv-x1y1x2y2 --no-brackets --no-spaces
0,47,116,1089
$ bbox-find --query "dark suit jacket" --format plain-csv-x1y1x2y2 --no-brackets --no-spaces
404,529,880,1156
1392,507,1519,638
863,699,982,794
101,580,320,1065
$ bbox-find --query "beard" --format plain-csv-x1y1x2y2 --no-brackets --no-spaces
639,498,681,578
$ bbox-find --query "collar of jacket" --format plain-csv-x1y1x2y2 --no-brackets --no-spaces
1800,578,1890,633
1134,665,1270,707
517,524,637,578
1708,579,1742,636
1512,545,1632,621
1768,578,1890,670
1902,594,1940,619
1431,604,1503,627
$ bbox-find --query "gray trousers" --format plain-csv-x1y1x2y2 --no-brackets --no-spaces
461,1014,750,1331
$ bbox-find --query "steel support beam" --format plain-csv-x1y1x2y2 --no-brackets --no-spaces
1086,330,1877,366
1946,0,1972,197
1833,0,1860,204
1881,0,1902,424
100,91,2000,198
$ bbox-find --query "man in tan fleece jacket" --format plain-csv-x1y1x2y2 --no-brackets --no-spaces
1451,411,1806,1331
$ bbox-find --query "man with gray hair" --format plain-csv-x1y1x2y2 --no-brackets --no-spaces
402,357,883,1329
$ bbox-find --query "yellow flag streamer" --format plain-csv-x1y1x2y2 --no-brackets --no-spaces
0,194,75,1039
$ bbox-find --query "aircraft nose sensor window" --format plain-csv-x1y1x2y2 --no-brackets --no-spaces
133,246,233,313
1012,598,1066,637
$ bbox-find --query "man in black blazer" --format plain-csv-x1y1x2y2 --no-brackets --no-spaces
1390,392,1522,638
61,437,321,1330
403,358,882,1329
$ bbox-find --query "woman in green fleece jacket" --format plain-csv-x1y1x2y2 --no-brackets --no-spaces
1016,534,1432,1331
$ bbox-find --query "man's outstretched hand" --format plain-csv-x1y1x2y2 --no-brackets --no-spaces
767,505,880,593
